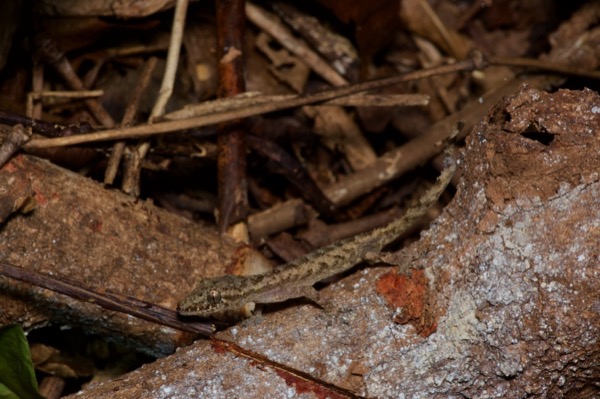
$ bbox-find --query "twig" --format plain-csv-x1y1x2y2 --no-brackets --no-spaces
104,57,158,185
0,125,31,168
0,110,94,138
26,90,104,132
455,0,492,29
246,2,348,86
163,93,429,121
327,93,430,107
248,198,312,239
246,75,551,238
416,0,463,59
149,0,189,122
212,339,359,398
246,2,377,169
36,37,116,128
25,54,486,149
272,3,358,79
28,63,44,119
246,135,334,215
216,0,249,231
122,0,189,195
490,56,600,80
0,260,215,336
28,90,104,99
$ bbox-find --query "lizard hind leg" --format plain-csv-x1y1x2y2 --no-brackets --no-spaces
288,285,335,313
298,285,325,309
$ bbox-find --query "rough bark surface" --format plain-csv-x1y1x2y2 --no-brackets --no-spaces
67,85,600,397
0,155,261,356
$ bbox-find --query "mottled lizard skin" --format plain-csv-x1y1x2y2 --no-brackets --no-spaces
178,152,456,319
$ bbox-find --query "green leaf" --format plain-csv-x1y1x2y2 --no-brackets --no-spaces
0,325,44,399
0,382,21,399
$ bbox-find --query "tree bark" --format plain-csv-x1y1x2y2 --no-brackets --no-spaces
0,155,263,356
63,86,600,397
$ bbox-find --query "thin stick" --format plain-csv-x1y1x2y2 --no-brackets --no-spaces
28,63,44,119
246,1,377,169
25,54,486,149
215,0,249,231
246,2,348,86
37,38,116,128
104,57,158,185
28,90,104,99
0,110,93,138
149,0,189,121
0,260,215,335
490,56,600,80
247,75,551,240
416,0,463,59
121,0,189,195
163,93,429,120
0,125,31,168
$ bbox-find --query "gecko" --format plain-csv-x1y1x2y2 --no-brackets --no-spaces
178,149,456,319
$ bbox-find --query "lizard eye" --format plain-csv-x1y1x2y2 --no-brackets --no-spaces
207,289,222,305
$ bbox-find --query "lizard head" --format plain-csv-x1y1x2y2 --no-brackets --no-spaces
177,275,256,319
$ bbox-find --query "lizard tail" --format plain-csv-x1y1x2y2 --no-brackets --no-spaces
370,146,457,249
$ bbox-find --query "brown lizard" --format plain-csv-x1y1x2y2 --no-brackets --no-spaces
178,150,456,319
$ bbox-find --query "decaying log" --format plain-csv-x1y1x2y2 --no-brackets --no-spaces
65,85,600,397
0,155,266,356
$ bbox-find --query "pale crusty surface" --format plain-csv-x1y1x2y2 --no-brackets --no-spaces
68,86,600,398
